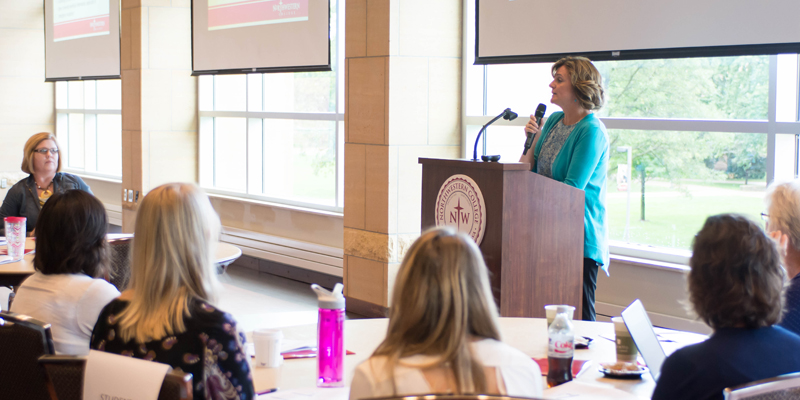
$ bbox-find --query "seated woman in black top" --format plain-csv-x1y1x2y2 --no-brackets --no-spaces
652,214,800,400
91,183,254,400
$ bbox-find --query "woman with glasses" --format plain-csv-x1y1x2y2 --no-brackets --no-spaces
0,132,91,235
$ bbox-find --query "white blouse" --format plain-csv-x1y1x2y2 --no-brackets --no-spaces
11,272,120,355
349,339,543,400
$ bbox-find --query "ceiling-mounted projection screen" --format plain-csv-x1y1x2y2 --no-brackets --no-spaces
44,0,121,81
476,0,800,64
192,0,330,75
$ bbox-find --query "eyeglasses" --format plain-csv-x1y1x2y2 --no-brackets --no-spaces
34,148,59,155
761,212,770,223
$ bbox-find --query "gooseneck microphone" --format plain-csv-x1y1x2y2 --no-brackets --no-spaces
523,103,547,156
472,108,518,162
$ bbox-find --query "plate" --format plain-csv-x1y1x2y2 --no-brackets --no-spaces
599,362,648,379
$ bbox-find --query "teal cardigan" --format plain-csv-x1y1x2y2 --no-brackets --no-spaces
532,112,610,271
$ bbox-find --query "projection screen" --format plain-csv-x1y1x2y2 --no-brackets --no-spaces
476,0,800,64
192,0,330,75
44,0,121,81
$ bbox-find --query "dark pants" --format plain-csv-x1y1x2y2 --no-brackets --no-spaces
582,258,599,321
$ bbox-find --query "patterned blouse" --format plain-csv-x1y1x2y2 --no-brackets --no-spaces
536,120,576,179
91,298,255,400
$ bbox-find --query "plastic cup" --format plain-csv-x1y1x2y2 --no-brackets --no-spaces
253,329,283,368
4,217,26,260
545,305,575,327
612,317,638,363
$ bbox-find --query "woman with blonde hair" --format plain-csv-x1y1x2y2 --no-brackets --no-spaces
349,227,542,399
91,183,254,400
519,56,609,321
764,179,800,335
0,132,91,235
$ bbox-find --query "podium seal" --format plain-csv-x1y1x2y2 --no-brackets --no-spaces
434,174,487,245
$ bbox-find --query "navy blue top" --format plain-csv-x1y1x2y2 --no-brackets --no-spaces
652,326,800,400
779,274,800,336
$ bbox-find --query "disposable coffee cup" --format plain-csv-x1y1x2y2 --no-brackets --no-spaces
4,217,26,260
253,329,284,368
545,305,575,328
612,317,638,363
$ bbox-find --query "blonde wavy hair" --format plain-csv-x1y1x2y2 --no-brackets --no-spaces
22,132,62,174
552,56,605,111
371,227,501,394
765,180,800,250
116,183,222,343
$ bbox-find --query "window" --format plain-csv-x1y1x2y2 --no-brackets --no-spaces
198,0,344,212
463,0,800,260
55,80,122,179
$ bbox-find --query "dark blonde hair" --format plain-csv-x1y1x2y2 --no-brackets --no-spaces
372,227,501,394
765,180,800,250
22,132,62,174
552,56,605,111
689,214,784,329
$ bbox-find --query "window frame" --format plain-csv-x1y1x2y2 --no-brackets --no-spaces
461,0,800,264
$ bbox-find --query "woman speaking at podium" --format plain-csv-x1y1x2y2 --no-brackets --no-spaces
519,56,609,321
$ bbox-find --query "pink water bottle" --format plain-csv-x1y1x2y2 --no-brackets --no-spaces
311,283,345,387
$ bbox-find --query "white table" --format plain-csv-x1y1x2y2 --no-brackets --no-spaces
249,317,707,399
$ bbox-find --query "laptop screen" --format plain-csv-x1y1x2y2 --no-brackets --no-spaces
621,299,667,381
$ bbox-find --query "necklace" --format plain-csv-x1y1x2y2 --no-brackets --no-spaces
36,181,52,191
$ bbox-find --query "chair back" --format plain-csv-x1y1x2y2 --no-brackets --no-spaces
724,372,800,400
39,355,193,400
107,237,132,291
368,395,543,400
0,311,55,400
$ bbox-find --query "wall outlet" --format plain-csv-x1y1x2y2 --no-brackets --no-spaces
135,190,139,203
123,189,128,201
0,178,6,189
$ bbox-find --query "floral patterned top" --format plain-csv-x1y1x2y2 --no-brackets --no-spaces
91,298,255,400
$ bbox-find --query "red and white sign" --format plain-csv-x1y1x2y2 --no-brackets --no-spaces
53,0,110,42
208,0,309,31
434,175,487,245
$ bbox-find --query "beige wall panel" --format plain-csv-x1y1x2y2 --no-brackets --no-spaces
396,145,459,234
170,71,197,131
140,69,173,131
121,70,142,131
346,256,387,306
120,9,132,70
147,7,191,70
122,0,142,10
139,6,149,68
122,209,136,233
209,197,344,248
343,255,350,295
387,145,399,234
0,1,44,29
0,29,45,77
347,57,386,145
386,261,400,307
427,57,461,146
345,0,367,58
141,0,171,7
387,57,428,146
365,145,389,233
344,143,366,229
121,130,136,195
397,0,461,58
147,130,197,187
365,0,390,57
172,0,191,8
597,261,690,319
0,77,53,126
83,178,123,207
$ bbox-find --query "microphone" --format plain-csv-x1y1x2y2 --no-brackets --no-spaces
473,108,518,162
523,103,547,156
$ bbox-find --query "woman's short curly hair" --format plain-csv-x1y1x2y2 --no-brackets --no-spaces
689,214,784,329
552,56,605,111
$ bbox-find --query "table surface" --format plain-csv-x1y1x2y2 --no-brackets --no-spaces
250,317,707,400
0,237,242,283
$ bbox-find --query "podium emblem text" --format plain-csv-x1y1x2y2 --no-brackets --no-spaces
434,174,487,245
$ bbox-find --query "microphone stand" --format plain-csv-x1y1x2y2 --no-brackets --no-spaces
472,108,517,161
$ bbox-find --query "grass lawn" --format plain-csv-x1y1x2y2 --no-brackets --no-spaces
608,180,765,250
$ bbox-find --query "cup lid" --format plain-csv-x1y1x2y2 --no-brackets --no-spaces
4,217,25,223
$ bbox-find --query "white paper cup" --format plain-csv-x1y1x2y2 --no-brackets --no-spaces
612,317,638,363
253,329,283,368
545,304,575,327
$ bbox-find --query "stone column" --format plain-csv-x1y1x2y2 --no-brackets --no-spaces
343,0,462,315
120,0,197,231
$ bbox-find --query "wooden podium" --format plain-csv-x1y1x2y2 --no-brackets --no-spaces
419,158,585,318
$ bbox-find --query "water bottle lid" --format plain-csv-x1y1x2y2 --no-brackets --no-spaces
311,283,345,309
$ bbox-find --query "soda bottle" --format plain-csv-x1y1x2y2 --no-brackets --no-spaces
547,306,575,387
311,283,345,387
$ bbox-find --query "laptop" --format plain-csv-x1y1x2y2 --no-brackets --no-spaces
620,299,667,381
